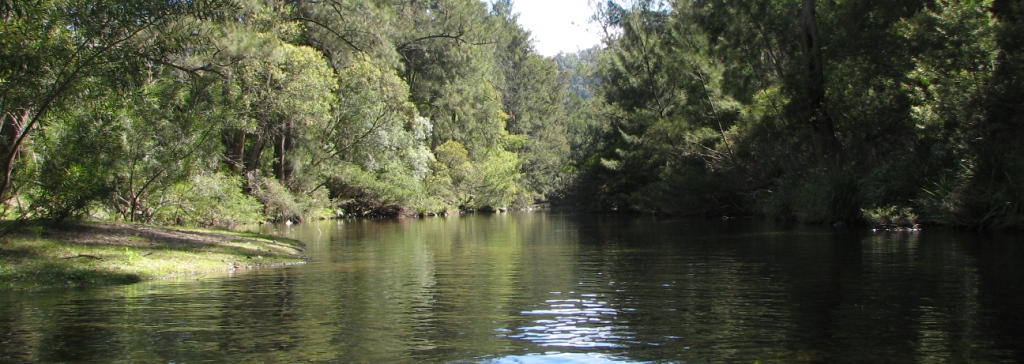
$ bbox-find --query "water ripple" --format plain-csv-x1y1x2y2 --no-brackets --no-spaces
512,293,629,348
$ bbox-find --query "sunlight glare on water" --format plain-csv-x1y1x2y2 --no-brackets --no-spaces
482,352,644,364
512,292,626,348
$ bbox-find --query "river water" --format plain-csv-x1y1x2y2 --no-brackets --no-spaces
1,213,1022,363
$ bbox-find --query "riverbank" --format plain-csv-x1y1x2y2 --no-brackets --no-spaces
0,221,306,291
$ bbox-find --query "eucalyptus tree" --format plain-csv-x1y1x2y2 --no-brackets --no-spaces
390,0,507,154
489,0,572,201
212,1,336,187
383,0,527,208
586,0,748,211
969,0,1024,227
230,41,335,184
798,0,839,166
303,55,435,210
281,0,438,211
0,0,229,220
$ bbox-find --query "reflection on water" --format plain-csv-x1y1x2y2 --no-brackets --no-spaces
483,352,641,363
1,213,1023,363
514,292,625,348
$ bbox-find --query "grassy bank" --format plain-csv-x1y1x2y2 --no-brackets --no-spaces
0,221,306,291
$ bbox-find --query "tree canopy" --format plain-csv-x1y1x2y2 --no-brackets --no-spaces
570,0,1024,229
3,0,1023,229
1,0,576,227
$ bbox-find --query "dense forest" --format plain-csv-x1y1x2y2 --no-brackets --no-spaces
2,0,1023,230
1,0,583,227
574,0,1024,230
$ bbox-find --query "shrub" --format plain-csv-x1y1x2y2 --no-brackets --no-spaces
757,168,861,224
247,174,304,223
153,173,263,228
862,206,918,228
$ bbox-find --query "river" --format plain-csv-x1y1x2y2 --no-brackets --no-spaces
1,213,1022,363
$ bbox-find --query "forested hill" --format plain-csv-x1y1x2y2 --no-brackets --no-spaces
554,47,601,100
3,0,1024,230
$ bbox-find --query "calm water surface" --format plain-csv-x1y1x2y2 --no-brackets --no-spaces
1,213,1022,363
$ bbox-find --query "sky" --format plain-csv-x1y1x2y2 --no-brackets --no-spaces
509,0,604,57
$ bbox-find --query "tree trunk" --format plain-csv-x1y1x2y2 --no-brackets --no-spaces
274,131,285,182
273,119,295,183
284,120,294,182
800,0,840,167
222,129,246,173
0,109,30,202
244,134,264,173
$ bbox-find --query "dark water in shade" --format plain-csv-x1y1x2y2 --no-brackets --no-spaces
1,213,1023,363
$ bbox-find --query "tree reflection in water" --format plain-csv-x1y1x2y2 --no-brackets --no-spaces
1,214,1022,363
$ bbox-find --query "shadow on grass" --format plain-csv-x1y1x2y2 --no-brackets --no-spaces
0,247,37,263
2,221,304,290
1,248,142,290
26,263,143,285
44,222,304,259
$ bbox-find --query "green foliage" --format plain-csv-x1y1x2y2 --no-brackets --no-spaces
329,164,418,217
2,0,581,226
754,169,861,224
109,73,228,222
630,161,741,216
154,173,263,229
472,148,524,208
490,2,574,200
427,140,522,209
311,56,429,178
0,0,227,205
247,173,305,223
31,98,125,221
32,164,110,222
14,0,1024,230
562,0,1024,230
428,140,474,207
862,206,919,229
554,46,602,100
573,0,749,214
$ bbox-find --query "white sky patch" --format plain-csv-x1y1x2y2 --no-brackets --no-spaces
510,0,603,57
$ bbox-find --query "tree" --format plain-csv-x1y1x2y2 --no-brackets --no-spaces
965,0,1024,227
0,0,227,207
392,0,505,153
211,2,336,186
490,0,572,200
799,0,840,166
582,0,748,212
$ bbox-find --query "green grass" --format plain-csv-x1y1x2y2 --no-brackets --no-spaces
0,221,306,291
